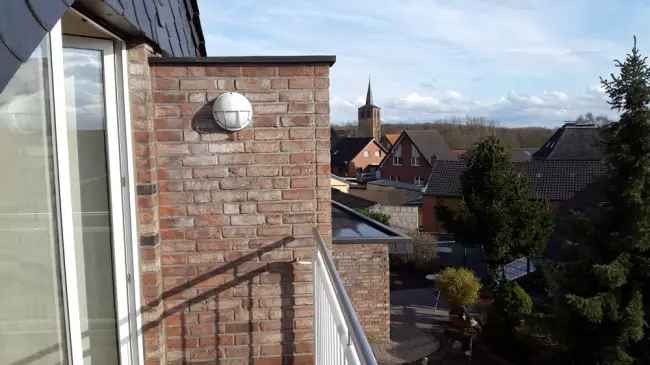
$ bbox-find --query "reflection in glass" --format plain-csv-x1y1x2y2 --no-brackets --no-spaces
0,38,68,363
63,46,120,365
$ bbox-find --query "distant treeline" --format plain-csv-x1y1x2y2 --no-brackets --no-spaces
334,117,554,150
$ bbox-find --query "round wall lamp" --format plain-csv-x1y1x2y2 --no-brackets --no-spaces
211,92,253,132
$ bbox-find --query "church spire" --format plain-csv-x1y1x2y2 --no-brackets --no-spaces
365,76,373,106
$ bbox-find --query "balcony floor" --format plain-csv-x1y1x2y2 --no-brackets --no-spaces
372,287,443,364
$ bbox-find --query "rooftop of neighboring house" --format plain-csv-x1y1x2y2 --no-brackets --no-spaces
367,178,424,193
331,201,410,244
423,159,608,201
511,147,539,162
331,189,377,209
444,147,538,162
386,129,456,163
382,133,401,147
533,122,603,160
331,137,384,167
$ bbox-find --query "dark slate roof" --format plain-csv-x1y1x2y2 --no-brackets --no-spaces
331,189,377,209
533,123,603,160
517,160,608,201
423,160,467,197
424,159,608,202
510,148,538,162
0,0,206,93
367,179,424,192
331,137,375,167
403,130,455,163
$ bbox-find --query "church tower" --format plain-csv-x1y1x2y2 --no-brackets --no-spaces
357,79,381,141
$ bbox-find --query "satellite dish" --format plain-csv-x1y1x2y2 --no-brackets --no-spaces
211,92,253,132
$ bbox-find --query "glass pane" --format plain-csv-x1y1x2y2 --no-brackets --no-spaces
63,46,120,365
0,38,68,363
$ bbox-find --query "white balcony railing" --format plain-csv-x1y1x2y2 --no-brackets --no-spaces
313,229,377,365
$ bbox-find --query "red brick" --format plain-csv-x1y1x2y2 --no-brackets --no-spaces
281,141,315,152
282,189,315,200
153,91,186,103
289,102,315,113
279,90,313,102
271,79,288,89
156,130,183,142
196,215,229,226
278,66,314,76
153,78,180,89
281,115,314,127
180,79,213,90
154,105,181,118
254,103,288,115
258,225,291,237
206,66,242,77
235,78,271,90
255,128,288,140
159,192,193,205
154,118,185,130
252,115,279,128
255,154,289,165
242,66,277,77
152,66,187,77
289,78,314,89
315,78,329,89
289,128,314,140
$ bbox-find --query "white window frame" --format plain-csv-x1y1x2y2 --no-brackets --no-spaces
392,144,403,166
363,150,369,157
411,145,420,166
415,176,424,185
49,16,141,365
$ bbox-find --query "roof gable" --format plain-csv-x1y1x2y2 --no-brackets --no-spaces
332,137,385,166
406,130,454,162
379,129,455,167
533,123,603,160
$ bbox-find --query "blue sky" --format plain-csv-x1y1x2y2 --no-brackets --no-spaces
197,0,650,127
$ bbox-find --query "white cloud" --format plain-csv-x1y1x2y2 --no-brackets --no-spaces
198,0,638,127
333,88,617,127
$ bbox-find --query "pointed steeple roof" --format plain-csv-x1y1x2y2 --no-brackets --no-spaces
365,77,373,106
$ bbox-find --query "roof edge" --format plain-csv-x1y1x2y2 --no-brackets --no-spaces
149,55,336,66
332,201,411,244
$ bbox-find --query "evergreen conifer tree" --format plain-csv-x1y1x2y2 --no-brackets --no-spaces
443,136,553,282
557,37,650,364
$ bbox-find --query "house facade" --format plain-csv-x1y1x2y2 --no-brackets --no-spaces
0,2,375,365
379,130,454,185
331,136,386,177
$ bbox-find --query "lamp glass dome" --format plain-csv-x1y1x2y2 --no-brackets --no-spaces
212,92,253,131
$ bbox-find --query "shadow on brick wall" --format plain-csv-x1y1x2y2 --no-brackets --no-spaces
10,237,305,364
191,99,223,134
141,236,300,364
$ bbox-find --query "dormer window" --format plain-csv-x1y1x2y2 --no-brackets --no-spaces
411,145,420,166
392,144,403,166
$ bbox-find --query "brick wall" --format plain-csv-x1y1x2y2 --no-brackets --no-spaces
370,204,420,232
132,59,332,364
332,244,390,343
421,195,462,233
127,43,166,363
